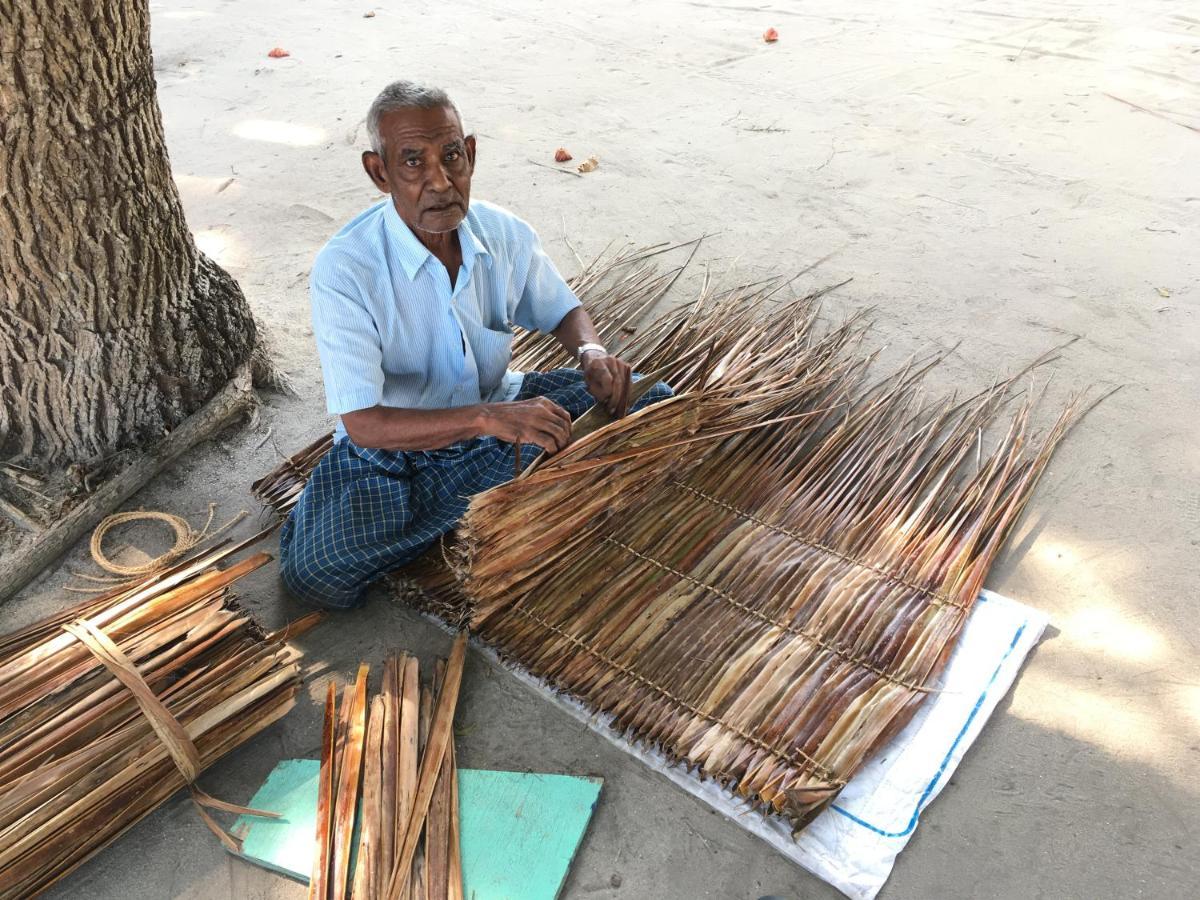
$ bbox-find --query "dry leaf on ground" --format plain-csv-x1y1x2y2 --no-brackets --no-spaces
763,27,779,43
577,156,599,173
555,148,573,162
268,47,290,58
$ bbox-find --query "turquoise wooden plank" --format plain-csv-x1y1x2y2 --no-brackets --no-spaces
231,760,602,898
457,769,603,900
231,758,321,881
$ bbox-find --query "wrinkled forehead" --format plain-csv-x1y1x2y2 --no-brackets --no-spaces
378,105,464,152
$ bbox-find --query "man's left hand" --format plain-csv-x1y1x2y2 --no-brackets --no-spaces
582,350,632,417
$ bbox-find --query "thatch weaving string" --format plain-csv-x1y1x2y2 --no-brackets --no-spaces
667,482,968,611
599,536,937,692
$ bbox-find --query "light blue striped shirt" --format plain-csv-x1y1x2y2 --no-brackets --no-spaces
309,198,581,440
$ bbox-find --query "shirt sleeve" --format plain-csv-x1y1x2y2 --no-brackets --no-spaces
309,257,385,416
511,226,582,333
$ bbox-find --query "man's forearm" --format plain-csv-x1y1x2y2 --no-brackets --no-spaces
551,306,603,358
343,307,609,451
341,404,487,451
342,398,574,454
552,304,633,416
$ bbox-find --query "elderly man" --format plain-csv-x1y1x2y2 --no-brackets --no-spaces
280,81,672,608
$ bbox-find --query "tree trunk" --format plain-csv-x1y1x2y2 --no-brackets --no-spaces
0,0,258,470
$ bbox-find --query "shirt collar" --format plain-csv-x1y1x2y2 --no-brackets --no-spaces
382,200,492,281
458,212,493,275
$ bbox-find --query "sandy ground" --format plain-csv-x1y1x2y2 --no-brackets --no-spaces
4,0,1198,897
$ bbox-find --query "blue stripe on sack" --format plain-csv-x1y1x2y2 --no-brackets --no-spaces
830,597,1027,839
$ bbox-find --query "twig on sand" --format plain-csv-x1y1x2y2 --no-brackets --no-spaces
812,140,837,171
0,496,42,533
1103,93,1200,135
561,213,586,269
528,159,583,178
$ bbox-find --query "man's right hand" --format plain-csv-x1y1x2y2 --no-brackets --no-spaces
477,397,573,452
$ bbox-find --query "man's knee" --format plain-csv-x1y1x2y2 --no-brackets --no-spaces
648,379,674,400
633,377,674,411
279,545,367,610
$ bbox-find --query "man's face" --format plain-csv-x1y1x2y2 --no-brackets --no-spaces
362,105,476,235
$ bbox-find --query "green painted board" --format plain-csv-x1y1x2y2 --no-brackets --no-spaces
457,768,603,899
231,760,602,899
230,758,320,880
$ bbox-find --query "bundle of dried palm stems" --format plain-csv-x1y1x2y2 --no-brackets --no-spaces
310,634,466,900
0,534,315,898
254,242,1082,831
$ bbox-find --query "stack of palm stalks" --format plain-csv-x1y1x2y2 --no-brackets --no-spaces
254,434,333,517
310,634,466,900
253,243,1081,831
0,535,314,898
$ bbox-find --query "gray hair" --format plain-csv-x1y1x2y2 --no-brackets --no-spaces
366,81,461,155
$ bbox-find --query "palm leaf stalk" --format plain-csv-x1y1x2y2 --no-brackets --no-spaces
0,539,314,898
310,637,466,900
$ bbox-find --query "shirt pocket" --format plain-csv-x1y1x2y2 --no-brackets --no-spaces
468,323,515,396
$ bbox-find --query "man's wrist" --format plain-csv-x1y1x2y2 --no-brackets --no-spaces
467,403,492,439
577,341,608,363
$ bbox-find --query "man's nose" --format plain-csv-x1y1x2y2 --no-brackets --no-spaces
426,161,452,192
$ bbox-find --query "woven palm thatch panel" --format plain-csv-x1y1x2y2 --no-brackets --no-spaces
253,244,1076,830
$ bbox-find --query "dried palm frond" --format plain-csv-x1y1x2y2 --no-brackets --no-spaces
252,433,333,518
252,245,1080,832
0,535,313,898
311,637,466,900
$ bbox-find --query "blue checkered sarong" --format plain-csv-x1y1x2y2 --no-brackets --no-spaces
279,368,672,608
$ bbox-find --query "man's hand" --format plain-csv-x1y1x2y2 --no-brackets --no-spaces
582,351,633,417
477,397,573,452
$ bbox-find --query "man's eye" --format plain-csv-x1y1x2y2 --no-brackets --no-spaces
404,158,421,167
445,151,460,161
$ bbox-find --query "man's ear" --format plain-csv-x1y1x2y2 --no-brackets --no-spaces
362,150,389,193
464,134,477,173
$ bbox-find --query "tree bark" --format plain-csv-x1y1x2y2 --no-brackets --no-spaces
0,0,258,469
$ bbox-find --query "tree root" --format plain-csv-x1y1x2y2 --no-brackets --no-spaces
250,317,299,399
0,365,257,605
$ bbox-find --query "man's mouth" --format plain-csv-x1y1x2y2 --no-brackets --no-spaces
425,201,461,213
